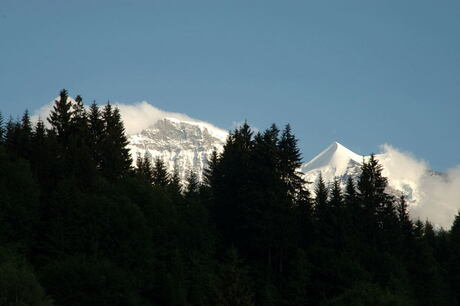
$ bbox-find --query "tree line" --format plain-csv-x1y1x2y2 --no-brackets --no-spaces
0,89,460,305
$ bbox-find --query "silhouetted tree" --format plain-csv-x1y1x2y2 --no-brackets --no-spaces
152,157,169,187
100,104,132,179
88,101,104,169
48,89,72,146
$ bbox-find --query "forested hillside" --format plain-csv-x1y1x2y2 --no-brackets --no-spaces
1,90,460,305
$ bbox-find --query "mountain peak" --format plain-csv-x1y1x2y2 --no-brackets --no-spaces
302,142,362,174
127,117,226,183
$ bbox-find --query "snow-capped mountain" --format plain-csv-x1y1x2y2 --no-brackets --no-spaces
127,117,227,182
126,116,434,206
301,142,363,186
301,141,440,205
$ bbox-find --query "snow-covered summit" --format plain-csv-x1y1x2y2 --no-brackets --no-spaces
302,142,363,174
127,117,227,183
301,142,364,186
301,142,440,207
161,117,228,142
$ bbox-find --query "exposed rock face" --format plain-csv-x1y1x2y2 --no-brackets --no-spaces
127,118,226,182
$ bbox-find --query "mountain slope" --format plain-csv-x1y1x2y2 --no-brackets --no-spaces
126,117,434,207
127,118,227,182
301,142,439,205
301,141,363,185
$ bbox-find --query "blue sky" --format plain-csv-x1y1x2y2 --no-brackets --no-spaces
1,0,459,170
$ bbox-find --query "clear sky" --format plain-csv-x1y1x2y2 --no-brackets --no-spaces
1,0,459,171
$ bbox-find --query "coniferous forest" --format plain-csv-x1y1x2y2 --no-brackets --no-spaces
1,90,460,305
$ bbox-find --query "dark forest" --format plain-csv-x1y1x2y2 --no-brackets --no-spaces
1,90,460,305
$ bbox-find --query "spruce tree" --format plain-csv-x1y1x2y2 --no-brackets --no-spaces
278,124,305,202
21,110,32,136
314,173,329,223
30,118,47,177
185,171,200,199
152,157,169,187
342,176,362,250
248,124,289,271
70,95,90,142
88,102,104,169
328,177,346,249
65,95,97,186
397,195,413,239
72,95,85,119
5,118,20,158
344,176,357,206
168,165,182,197
100,104,132,179
18,110,32,159
137,153,154,184
48,89,72,145
357,154,391,245
329,178,343,209
33,119,46,144
212,122,253,246
314,173,334,247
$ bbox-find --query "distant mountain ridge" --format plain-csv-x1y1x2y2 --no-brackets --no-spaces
127,118,226,182
126,117,438,205
301,141,442,206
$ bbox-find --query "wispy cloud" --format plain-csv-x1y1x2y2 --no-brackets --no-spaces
32,99,227,137
379,144,460,228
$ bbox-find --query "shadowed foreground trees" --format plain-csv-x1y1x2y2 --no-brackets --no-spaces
0,91,459,305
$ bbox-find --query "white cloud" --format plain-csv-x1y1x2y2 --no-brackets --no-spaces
31,96,77,124
32,99,227,138
379,144,460,229
115,101,199,135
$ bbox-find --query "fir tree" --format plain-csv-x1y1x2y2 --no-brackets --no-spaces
48,89,72,145
185,171,200,199
33,119,46,144
397,195,413,239
357,154,391,245
88,101,104,169
152,157,169,187
328,178,346,249
314,173,329,222
66,95,97,186
314,173,335,247
5,118,20,158
329,178,343,209
30,118,47,175
21,110,32,133
70,95,89,141
100,104,132,179
278,124,305,202
72,95,85,119
344,176,357,206
168,165,182,197
18,110,33,159
136,153,154,184
212,122,253,246
203,150,219,188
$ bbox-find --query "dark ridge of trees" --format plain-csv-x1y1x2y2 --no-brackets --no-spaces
0,89,459,305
